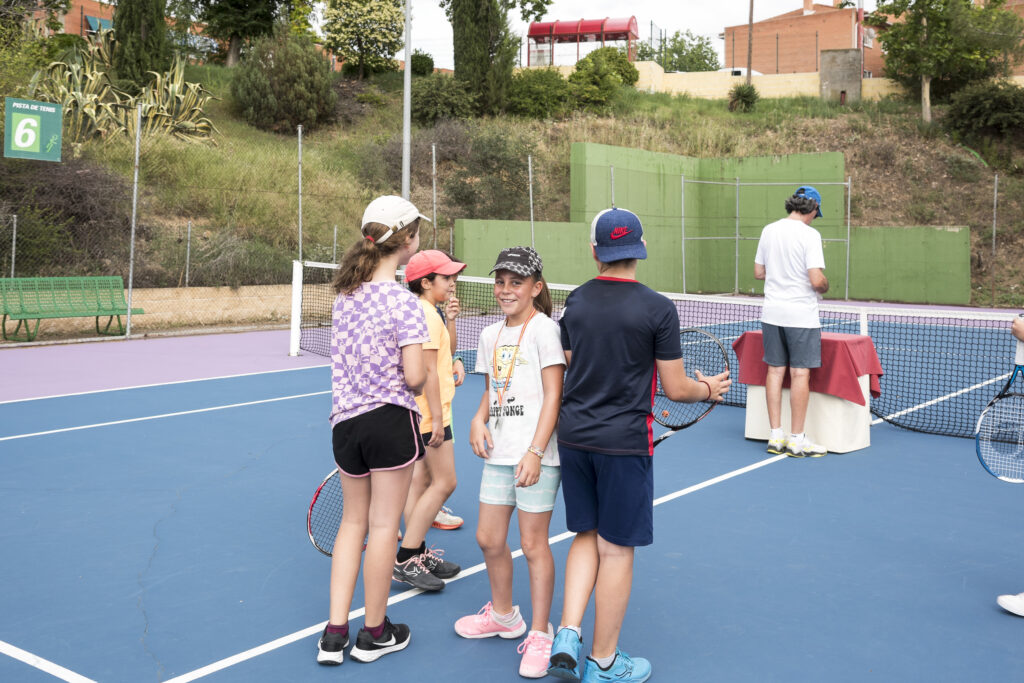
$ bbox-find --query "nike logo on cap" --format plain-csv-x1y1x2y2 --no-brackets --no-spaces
609,227,632,239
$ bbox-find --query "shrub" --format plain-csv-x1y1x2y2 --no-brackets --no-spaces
728,83,759,112
443,125,536,219
355,88,388,108
507,68,571,119
410,49,434,76
232,30,337,133
946,80,1024,143
411,73,477,125
580,46,638,86
569,52,624,112
341,58,398,78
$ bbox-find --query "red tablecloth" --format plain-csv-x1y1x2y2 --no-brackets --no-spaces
732,331,883,406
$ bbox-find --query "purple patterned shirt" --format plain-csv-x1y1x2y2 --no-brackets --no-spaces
330,281,429,426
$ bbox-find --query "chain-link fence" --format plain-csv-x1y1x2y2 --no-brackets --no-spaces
0,109,1014,345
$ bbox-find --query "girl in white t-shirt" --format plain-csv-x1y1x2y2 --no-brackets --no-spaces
457,246,566,679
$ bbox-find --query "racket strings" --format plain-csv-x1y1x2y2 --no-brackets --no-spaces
654,329,730,429
977,394,1024,483
308,472,343,556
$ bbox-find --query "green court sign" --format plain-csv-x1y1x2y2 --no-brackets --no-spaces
4,97,62,162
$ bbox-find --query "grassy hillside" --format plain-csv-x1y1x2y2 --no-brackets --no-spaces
55,66,1024,305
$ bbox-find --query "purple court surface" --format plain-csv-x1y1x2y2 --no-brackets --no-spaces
0,330,326,403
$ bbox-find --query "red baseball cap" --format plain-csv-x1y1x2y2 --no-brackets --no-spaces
404,250,467,283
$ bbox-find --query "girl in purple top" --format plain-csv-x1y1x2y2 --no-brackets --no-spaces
317,196,431,666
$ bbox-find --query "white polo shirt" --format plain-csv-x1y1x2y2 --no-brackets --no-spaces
754,218,826,328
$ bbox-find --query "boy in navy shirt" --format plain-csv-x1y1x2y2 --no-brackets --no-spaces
548,208,730,683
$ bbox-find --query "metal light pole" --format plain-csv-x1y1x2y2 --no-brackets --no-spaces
401,0,412,199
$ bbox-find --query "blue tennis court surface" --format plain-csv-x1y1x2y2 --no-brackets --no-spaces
3,338,1024,682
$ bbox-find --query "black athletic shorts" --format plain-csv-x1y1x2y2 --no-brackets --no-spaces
332,404,425,478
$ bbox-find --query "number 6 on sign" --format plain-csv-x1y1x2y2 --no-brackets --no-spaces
13,115,39,151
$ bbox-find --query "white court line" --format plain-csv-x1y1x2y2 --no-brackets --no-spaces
0,639,97,683
164,454,785,683
0,392,330,442
870,372,1009,426
0,364,329,406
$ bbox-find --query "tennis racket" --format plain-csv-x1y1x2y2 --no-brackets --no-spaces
653,327,731,448
307,469,343,556
975,320,1024,483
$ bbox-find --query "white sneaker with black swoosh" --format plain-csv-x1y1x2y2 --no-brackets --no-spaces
349,616,411,662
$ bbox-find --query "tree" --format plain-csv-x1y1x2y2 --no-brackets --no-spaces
231,28,336,131
322,0,403,80
644,30,719,72
451,0,517,114
439,0,550,22
112,0,172,88
868,0,1024,122
0,0,68,31
198,0,281,67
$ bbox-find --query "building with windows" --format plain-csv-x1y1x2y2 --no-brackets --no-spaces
722,0,883,77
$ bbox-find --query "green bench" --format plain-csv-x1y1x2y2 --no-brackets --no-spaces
0,276,144,342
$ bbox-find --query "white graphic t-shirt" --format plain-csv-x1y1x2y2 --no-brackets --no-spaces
475,312,565,467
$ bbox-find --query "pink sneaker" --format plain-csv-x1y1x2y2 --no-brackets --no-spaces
454,602,526,639
517,628,553,678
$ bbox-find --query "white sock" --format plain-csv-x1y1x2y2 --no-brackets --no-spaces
769,427,784,440
789,432,805,444
589,652,616,669
493,605,521,626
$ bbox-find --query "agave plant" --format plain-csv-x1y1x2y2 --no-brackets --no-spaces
29,32,217,145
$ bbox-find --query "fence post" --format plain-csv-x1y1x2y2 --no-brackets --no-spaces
528,155,535,249
992,172,999,306
846,176,851,300
10,214,16,278
126,104,142,338
185,220,191,287
333,224,338,263
680,175,686,294
610,165,615,207
432,143,437,249
734,177,740,294
297,124,303,261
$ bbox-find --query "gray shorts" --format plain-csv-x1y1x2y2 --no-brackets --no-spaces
761,323,821,369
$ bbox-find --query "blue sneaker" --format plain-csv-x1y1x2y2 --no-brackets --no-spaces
581,649,651,683
548,627,583,680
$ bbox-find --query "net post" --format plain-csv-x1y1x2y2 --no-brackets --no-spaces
858,307,867,337
289,260,303,356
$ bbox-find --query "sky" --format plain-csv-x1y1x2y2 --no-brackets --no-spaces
405,0,879,70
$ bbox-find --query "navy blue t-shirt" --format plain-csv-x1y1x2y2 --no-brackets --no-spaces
558,277,682,456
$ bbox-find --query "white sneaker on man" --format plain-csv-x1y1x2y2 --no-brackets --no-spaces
998,593,1024,616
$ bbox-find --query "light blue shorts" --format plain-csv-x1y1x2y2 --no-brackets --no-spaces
479,463,561,513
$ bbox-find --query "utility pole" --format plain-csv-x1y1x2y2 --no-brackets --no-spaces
746,0,754,85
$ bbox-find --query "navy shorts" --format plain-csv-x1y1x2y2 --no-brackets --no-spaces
558,446,654,547
332,404,425,478
761,323,822,369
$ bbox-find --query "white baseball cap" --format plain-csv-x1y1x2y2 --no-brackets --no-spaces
361,195,431,243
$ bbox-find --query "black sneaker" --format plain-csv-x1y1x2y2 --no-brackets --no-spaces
316,626,348,665
419,545,461,579
393,555,445,591
349,616,411,663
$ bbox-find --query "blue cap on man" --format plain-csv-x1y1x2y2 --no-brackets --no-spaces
590,208,647,262
794,186,823,218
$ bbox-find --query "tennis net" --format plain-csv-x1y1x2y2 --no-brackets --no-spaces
290,260,1016,439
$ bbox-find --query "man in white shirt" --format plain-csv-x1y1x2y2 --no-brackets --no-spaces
754,186,830,458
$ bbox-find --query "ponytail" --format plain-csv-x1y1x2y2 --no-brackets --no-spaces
532,273,553,317
332,219,420,295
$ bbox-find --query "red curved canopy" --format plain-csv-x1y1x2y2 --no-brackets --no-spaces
528,16,638,42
